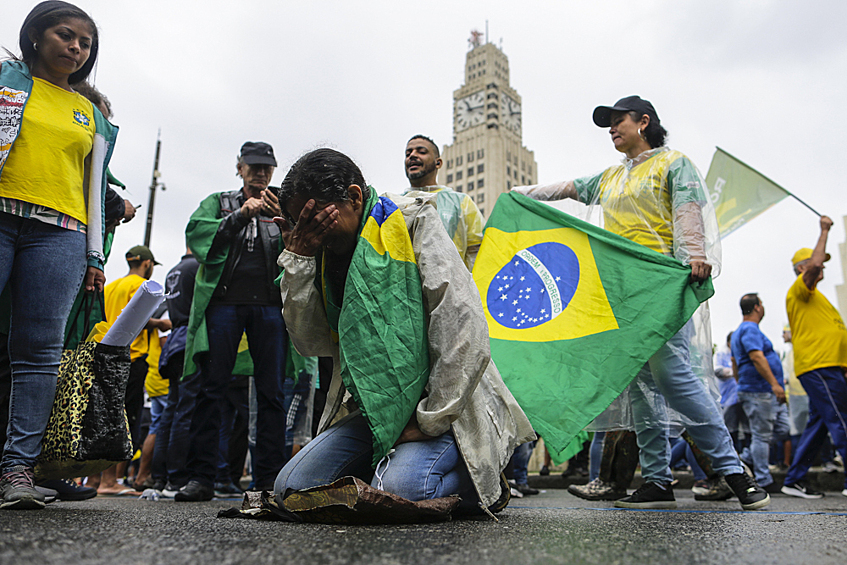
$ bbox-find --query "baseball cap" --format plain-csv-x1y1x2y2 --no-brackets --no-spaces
593,95,660,128
126,245,161,265
791,247,830,266
240,142,277,167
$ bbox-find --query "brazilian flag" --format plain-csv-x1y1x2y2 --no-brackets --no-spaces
474,193,714,463
331,193,430,466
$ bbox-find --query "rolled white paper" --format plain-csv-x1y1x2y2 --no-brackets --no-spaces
101,280,165,347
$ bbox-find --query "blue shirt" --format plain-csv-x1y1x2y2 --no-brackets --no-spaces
714,350,738,407
731,321,784,393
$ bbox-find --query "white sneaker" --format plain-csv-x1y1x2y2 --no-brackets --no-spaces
781,481,824,499
822,461,839,473
841,488,846,497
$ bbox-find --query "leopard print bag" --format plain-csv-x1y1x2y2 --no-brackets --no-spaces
35,294,133,480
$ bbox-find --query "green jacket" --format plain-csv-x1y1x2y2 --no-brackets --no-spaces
183,190,282,376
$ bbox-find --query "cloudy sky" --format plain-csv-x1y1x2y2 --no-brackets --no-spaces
4,0,846,353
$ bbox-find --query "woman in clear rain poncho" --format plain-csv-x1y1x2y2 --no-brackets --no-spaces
514,95,769,511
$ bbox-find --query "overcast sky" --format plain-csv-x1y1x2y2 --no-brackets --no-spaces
3,0,846,354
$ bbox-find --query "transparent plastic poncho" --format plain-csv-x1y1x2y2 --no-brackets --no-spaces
514,147,721,433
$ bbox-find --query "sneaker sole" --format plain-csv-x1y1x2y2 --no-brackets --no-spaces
694,493,734,501
780,486,823,499
740,493,770,510
1,496,46,510
614,500,677,509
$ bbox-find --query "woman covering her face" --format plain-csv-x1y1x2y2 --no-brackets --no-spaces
273,148,534,516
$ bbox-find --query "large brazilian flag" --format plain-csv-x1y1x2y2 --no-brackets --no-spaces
474,193,714,464
331,192,430,467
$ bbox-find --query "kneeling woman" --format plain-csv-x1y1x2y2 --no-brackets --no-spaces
273,148,534,514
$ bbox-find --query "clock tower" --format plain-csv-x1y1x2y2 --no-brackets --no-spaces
437,37,538,217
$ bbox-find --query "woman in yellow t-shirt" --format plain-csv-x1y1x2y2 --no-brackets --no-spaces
0,1,109,510
515,96,771,511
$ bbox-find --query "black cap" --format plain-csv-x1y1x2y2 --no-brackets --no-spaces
593,96,660,128
126,245,161,265
239,142,277,167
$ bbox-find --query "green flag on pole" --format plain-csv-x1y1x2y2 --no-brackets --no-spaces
473,193,714,464
706,147,790,237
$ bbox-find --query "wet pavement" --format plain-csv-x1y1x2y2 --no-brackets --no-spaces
1,486,845,565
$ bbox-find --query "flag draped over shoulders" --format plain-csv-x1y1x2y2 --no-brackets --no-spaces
473,192,713,463
327,190,430,465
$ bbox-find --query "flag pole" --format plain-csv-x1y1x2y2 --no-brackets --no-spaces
715,146,821,217
786,193,821,217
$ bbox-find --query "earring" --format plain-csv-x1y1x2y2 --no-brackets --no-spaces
638,128,645,139
33,42,37,51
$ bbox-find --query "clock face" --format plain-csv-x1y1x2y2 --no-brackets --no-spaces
501,94,521,133
455,91,485,132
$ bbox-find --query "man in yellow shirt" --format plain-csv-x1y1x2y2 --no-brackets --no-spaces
782,216,847,499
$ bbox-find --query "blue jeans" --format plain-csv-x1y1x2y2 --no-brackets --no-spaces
148,394,167,435
275,412,479,511
669,437,707,480
0,213,86,471
512,440,535,485
589,431,605,481
186,304,287,488
217,378,248,484
161,367,203,487
738,391,776,487
629,322,743,484
785,367,847,489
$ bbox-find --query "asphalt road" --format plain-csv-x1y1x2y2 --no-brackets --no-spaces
1,488,845,565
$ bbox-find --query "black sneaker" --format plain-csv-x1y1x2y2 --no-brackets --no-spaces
539,465,550,476
724,473,770,510
510,482,539,496
174,480,214,502
37,479,97,501
614,482,676,509
214,481,244,497
161,482,182,498
763,481,783,494
0,466,45,510
781,481,824,499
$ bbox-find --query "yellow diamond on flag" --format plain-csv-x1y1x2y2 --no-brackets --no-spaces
474,227,618,342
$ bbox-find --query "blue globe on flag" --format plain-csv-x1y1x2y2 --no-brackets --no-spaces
486,242,580,330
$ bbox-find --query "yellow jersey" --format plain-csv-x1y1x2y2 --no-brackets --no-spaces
104,274,148,361
0,77,94,222
786,274,847,376
574,149,706,255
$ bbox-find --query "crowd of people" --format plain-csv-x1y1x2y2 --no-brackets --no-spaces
1,1,845,516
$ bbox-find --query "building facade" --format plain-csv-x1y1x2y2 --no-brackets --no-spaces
436,41,537,217
836,214,847,321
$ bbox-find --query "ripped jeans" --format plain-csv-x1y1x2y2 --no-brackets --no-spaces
274,411,479,510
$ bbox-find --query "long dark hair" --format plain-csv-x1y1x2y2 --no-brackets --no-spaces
628,110,668,148
18,1,99,84
278,148,371,218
